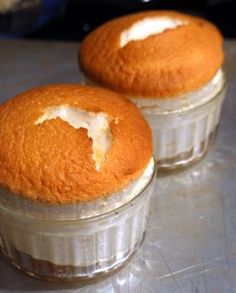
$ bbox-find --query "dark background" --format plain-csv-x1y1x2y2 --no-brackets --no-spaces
0,0,236,41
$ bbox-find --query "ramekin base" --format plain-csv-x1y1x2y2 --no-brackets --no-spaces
156,124,219,173
0,234,144,282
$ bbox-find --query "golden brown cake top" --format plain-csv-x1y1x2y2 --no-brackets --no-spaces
79,10,224,98
0,84,152,204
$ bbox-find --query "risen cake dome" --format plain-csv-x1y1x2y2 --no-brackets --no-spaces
79,10,224,98
0,84,152,204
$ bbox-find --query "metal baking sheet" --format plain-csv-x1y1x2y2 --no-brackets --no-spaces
0,39,236,293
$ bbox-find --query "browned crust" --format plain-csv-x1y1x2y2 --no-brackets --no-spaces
0,84,152,204
79,10,224,98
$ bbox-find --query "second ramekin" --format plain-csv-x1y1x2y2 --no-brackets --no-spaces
132,73,227,171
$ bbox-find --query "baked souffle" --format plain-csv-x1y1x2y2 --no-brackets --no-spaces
78,11,225,170
0,84,156,281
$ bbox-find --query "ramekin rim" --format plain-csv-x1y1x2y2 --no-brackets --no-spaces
0,158,157,223
135,72,228,116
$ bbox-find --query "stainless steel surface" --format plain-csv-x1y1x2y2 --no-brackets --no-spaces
0,39,235,292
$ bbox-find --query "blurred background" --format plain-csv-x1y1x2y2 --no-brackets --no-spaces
0,0,235,41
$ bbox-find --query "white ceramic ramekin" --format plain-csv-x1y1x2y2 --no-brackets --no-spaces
0,159,156,281
132,71,227,171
